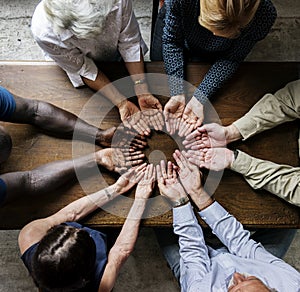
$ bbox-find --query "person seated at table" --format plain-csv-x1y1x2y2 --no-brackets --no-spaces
156,152,300,291
18,164,155,292
31,0,163,134
150,0,276,136
184,79,300,207
0,86,147,164
0,144,145,207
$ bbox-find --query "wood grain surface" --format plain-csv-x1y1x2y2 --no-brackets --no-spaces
0,61,299,229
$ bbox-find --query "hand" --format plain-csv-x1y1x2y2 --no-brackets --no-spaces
118,100,150,136
156,160,187,204
111,126,148,150
173,150,202,197
141,109,164,131
163,95,185,135
135,164,156,199
96,148,145,173
178,96,203,137
113,163,147,194
185,148,234,171
138,94,163,111
183,123,227,149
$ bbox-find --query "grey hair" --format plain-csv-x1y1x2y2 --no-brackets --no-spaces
43,0,117,38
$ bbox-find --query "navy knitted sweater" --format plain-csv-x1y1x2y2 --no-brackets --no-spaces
162,0,277,103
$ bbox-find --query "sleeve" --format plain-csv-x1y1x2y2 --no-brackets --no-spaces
230,150,300,206
172,203,211,291
0,87,16,121
199,201,289,266
20,242,39,274
118,0,148,62
195,0,277,103
34,38,98,87
0,178,7,206
233,80,300,140
162,0,185,98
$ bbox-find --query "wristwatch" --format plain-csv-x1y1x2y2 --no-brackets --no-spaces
173,196,190,208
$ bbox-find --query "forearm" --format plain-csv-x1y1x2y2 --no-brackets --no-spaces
233,81,300,140
0,152,98,204
112,198,146,257
199,201,261,258
196,60,240,103
12,96,103,140
231,150,300,206
82,71,125,106
172,203,210,289
53,183,120,223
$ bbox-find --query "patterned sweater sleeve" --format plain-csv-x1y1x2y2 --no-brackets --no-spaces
162,0,185,98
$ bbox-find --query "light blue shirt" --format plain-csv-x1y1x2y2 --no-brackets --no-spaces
173,202,300,292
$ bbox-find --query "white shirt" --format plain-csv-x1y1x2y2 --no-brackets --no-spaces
31,0,148,87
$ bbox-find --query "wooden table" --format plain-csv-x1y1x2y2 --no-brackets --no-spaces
0,61,299,229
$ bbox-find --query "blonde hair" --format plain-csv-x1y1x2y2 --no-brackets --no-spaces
43,0,117,38
199,0,261,38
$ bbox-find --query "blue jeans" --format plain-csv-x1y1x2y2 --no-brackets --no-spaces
154,227,296,282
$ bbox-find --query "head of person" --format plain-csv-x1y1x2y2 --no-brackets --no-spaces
199,0,261,38
43,0,117,38
0,126,12,164
228,272,278,292
31,225,96,292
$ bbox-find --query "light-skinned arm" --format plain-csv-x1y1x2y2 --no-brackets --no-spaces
18,164,147,255
98,164,155,292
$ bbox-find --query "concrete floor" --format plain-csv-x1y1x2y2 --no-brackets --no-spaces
0,0,300,291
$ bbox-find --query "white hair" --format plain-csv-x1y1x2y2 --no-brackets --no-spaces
43,0,118,38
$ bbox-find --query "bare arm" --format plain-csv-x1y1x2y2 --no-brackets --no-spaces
1,148,144,205
99,164,155,292
18,165,146,255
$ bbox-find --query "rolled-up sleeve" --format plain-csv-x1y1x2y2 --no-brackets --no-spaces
118,0,148,62
34,38,98,87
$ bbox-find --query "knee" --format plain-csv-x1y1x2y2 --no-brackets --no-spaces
0,126,12,163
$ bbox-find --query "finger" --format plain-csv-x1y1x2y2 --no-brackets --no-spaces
156,164,162,180
184,128,201,141
156,111,164,130
138,118,151,136
127,152,145,161
182,123,196,137
163,110,169,122
173,150,184,169
160,160,167,179
172,166,177,179
174,117,181,133
167,161,173,178
133,162,147,172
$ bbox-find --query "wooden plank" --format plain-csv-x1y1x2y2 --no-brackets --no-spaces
0,61,299,229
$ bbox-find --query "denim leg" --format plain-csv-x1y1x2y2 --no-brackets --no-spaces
154,227,181,282
250,228,296,258
150,5,166,61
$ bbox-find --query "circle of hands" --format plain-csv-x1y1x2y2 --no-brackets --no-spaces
98,94,230,204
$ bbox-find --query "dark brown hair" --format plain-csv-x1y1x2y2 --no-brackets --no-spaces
32,225,96,292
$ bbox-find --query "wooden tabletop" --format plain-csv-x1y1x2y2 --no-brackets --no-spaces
0,61,299,229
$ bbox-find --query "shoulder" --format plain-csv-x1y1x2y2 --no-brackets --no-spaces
251,0,277,35
31,1,56,40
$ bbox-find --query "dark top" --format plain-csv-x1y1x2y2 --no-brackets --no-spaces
0,178,7,206
0,87,16,120
162,0,277,103
21,222,108,291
